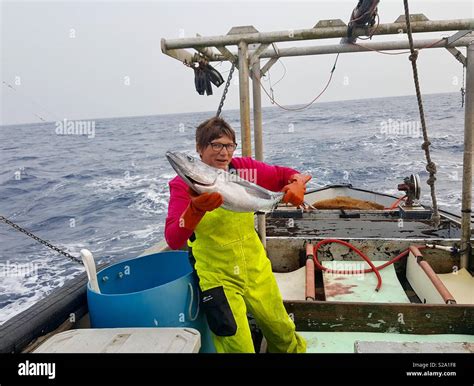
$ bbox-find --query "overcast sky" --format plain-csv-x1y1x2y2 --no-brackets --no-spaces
1,0,473,125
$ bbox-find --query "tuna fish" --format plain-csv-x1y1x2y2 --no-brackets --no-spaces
166,151,284,212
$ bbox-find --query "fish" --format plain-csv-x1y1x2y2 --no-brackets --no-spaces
166,151,284,212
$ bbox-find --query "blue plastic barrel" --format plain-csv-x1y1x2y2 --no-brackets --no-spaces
87,251,215,353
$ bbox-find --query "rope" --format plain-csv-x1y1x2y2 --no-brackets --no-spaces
357,13,380,41
354,38,444,56
266,45,287,89
0,215,84,265
403,0,441,228
2,81,58,122
258,54,340,112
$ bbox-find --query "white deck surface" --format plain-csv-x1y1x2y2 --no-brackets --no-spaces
299,331,474,353
322,260,410,303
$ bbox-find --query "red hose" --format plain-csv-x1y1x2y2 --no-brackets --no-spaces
312,240,425,292
385,195,407,210
313,239,383,291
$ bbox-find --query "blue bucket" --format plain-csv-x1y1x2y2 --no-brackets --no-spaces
87,251,215,353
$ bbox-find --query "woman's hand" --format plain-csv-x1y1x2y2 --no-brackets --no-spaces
188,188,223,212
282,174,312,207
179,188,223,231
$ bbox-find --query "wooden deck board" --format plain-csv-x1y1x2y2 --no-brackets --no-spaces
284,300,474,334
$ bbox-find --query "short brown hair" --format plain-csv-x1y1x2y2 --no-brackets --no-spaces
195,117,236,153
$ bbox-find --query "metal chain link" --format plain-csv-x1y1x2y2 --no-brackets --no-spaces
0,215,84,265
216,62,235,117
403,0,441,228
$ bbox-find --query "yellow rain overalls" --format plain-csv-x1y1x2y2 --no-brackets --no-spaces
188,207,306,353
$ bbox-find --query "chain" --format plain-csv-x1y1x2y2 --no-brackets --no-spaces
461,64,466,108
216,62,235,117
0,215,84,265
403,0,440,228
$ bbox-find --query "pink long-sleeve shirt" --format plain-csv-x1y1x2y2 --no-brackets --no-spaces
165,157,299,250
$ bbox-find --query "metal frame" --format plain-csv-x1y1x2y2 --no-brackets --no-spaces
161,15,474,268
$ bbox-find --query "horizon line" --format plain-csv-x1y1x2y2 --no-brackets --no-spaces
0,90,459,128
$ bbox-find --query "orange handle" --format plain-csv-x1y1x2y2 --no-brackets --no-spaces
306,243,314,258
305,258,315,301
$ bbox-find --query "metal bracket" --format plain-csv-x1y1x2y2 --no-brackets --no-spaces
446,47,467,66
227,25,259,68
260,43,282,76
447,30,473,45
260,57,279,77
394,14,430,23
215,46,238,67
445,31,472,66
227,25,259,35
250,43,270,66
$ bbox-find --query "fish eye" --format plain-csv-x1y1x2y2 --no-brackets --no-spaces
186,155,194,162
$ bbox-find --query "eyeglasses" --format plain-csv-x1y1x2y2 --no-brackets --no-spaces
208,142,238,152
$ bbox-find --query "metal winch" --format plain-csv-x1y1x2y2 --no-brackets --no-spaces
397,174,433,220
398,174,421,207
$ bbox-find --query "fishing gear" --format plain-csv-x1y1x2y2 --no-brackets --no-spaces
191,59,224,96
341,0,380,44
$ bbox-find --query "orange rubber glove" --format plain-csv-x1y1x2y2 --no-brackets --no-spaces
180,188,223,231
282,174,312,207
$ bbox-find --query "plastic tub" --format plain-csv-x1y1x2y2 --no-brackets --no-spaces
87,251,215,352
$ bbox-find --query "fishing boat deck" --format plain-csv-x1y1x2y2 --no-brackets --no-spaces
2,186,473,355
300,331,474,353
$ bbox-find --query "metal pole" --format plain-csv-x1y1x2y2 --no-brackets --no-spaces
163,19,474,50
461,44,474,269
164,37,473,65
252,60,264,162
256,38,473,59
252,58,266,248
238,41,252,157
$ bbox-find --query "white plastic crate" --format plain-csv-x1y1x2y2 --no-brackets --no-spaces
34,328,201,353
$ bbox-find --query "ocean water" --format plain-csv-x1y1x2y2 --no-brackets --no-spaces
0,92,469,325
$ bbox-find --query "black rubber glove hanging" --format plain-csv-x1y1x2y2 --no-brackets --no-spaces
207,63,224,87
193,63,206,95
192,60,224,96
205,69,213,96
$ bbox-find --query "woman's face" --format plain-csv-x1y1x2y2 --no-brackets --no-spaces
198,135,236,170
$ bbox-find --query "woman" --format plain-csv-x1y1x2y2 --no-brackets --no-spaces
165,117,310,353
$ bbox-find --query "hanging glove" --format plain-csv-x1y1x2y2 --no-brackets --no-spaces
206,63,224,87
194,66,206,95
180,188,223,231
205,70,213,96
282,174,312,207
